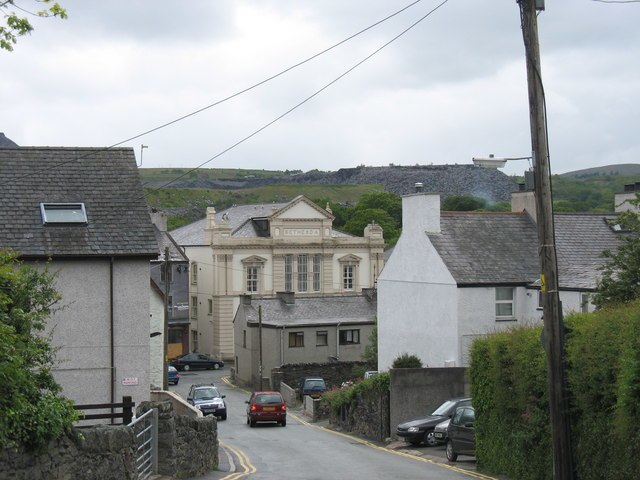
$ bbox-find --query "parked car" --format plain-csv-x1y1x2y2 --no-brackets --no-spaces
246,391,287,427
167,365,180,385
446,406,476,461
170,352,224,371
396,397,471,447
187,384,227,420
300,377,327,400
432,418,450,445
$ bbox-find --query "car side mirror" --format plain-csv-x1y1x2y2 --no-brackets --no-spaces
245,400,249,404
222,395,226,398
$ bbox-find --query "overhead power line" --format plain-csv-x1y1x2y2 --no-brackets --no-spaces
1,0,426,187
145,0,451,194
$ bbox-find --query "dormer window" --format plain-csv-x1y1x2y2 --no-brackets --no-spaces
40,203,87,224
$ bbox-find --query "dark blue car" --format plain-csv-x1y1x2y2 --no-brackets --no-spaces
167,365,180,385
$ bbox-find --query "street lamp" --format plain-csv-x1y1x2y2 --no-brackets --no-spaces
472,154,532,170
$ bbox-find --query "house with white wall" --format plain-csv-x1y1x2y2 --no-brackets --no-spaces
0,146,159,408
171,195,384,361
377,188,623,370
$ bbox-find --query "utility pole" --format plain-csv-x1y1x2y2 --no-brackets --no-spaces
162,247,170,390
258,305,263,391
518,1,574,478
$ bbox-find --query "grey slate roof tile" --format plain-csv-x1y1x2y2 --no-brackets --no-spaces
0,147,158,258
428,211,623,290
171,200,353,244
243,295,376,327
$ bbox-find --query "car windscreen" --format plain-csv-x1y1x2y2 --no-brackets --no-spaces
194,388,219,400
255,394,282,404
431,400,457,416
304,380,326,388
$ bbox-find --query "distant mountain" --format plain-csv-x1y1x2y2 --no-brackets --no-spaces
561,164,640,178
145,164,519,204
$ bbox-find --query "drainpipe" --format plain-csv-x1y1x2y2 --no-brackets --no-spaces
110,256,115,423
336,322,341,361
280,325,285,365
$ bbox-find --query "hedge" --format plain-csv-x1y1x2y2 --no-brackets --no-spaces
469,300,640,479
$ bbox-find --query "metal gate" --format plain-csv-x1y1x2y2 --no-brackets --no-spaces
129,408,158,479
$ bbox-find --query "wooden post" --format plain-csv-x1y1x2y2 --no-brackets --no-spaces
518,1,575,478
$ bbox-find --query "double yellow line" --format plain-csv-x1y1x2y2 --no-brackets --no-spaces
219,442,256,480
219,377,496,480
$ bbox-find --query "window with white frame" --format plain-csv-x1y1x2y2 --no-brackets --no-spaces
343,265,354,290
495,287,515,319
190,296,198,318
284,254,293,291
288,331,304,348
312,254,321,291
297,254,308,292
191,262,198,284
339,329,360,345
246,266,259,293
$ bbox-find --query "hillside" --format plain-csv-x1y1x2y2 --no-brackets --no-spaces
142,164,519,201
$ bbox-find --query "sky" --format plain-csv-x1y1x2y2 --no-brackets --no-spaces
2,0,639,176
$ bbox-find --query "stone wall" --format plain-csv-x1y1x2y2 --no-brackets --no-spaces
0,427,136,480
329,388,390,442
1,402,219,480
137,400,218,479
274,361,371,394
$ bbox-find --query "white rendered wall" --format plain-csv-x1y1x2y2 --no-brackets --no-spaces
45,258,151,407
149,287,164,389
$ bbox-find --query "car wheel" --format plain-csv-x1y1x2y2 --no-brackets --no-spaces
280,420,286,427
213,363,220,370
446,440,458,462
425,430,438,447
220,413,227,421
249,420,256,428
183,364,190,372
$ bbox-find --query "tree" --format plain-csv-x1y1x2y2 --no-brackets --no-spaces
593,194,640,308
342,208,400,245
1,0,67,52
441,195,487,211
362,321,377,367
0,248,77,450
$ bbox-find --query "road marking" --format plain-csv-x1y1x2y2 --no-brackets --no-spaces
219,442,256,480
221,378,496,480
288,412,497,480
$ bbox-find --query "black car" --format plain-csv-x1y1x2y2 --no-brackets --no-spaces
446,406,475,461
170,352,224,371
187,384,227,420
396,397,471,447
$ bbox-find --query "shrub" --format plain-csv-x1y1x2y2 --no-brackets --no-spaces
0,249,78,451
391,352,423,368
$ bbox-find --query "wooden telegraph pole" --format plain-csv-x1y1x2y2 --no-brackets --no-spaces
163,247,170,390
518,1,574,478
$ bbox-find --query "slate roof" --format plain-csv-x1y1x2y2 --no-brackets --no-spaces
428,211,623,290
0,147,159,258
153,226,188,262
171,200,352,245
241,295,376,328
